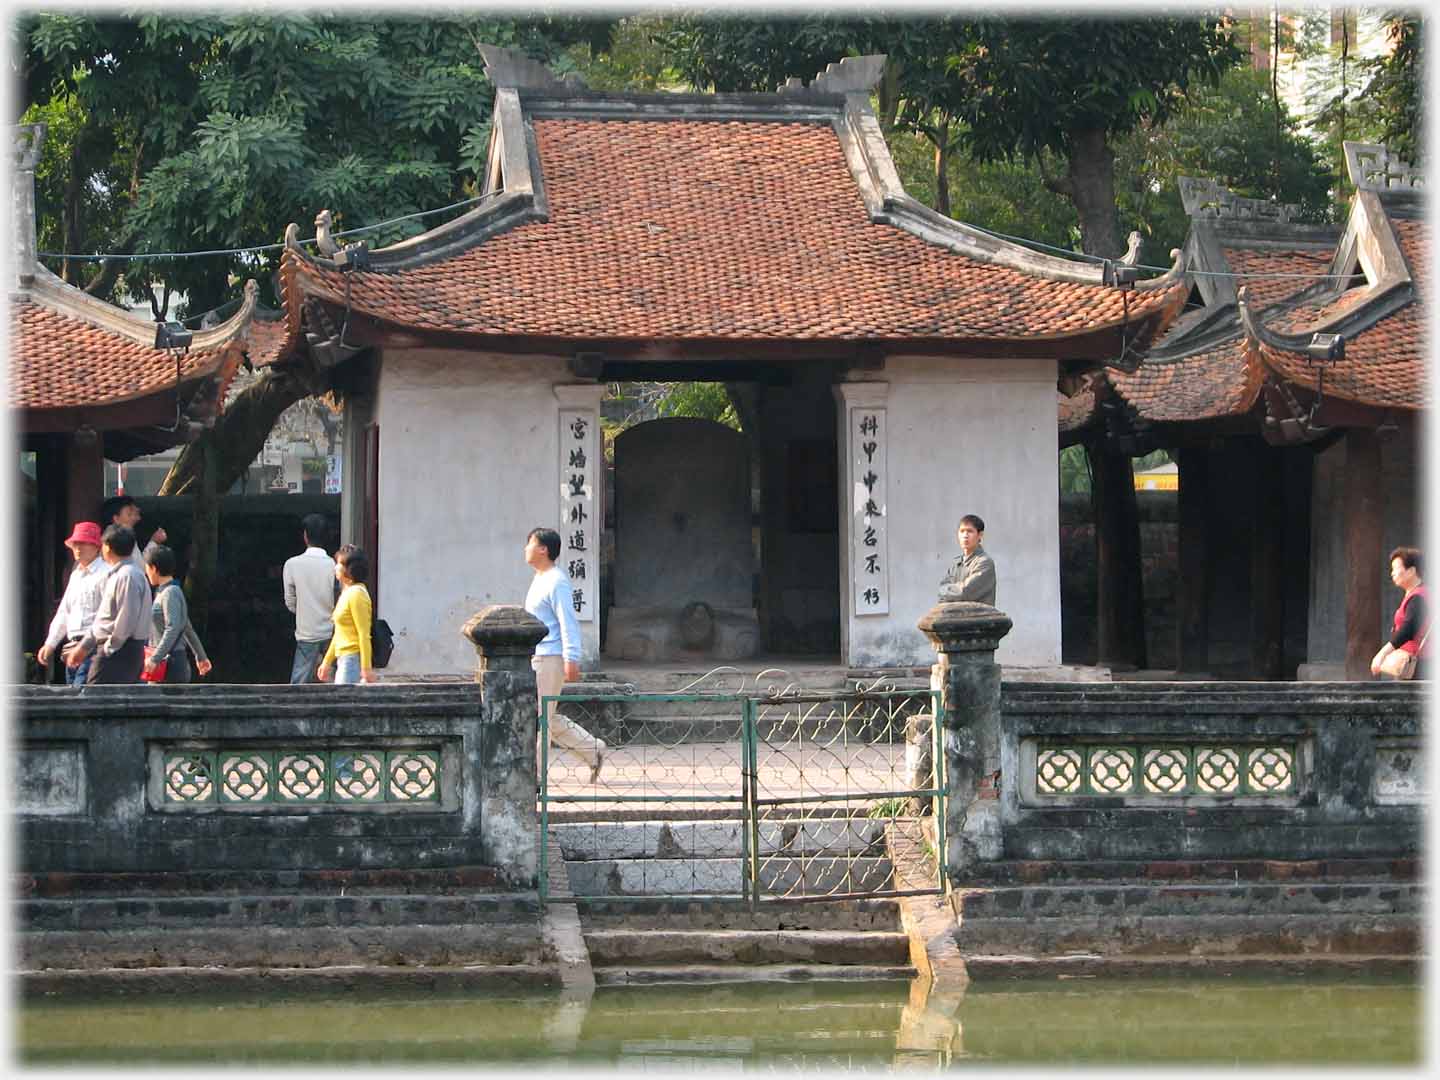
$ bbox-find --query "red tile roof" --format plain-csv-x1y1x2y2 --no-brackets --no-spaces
9,274,263,425
1254,215,1428,410
1222,246,1337,310
1110,338,1261,422
9,295,236,412
286,118,1185,345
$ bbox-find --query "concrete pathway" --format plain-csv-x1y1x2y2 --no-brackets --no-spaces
543,741,911,815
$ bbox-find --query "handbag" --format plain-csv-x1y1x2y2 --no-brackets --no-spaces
1383,624,1430,681
140,645,169,683
371,618,395,669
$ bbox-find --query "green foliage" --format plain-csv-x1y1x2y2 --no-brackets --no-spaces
1361,13,1424,164
1059,445,1092,495
887,130,1078,251
1112,66,1337,266
866,797,908,819
946,17,1243,163
17,13,598,315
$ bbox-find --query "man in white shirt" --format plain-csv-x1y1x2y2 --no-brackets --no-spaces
37,521,108,686
524,527,605,781
283,513,336,684
63,524,152,684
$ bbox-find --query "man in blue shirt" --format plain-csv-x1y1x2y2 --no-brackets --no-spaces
524,527,606,781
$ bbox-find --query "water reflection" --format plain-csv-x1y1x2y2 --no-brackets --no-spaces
18,971,1420,1066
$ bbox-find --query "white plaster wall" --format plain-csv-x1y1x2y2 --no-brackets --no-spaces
839,356,1061,668
373,349,600,675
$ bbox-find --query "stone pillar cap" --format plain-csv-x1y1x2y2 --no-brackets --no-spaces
917,600,1013,651
461,604,547,652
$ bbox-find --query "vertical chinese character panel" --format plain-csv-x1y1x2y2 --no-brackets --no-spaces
851,408,889,615
558,408,598,622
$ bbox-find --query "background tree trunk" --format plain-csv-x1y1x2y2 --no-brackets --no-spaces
185,439,218,635
1066,127,1124,258
158,370,311,497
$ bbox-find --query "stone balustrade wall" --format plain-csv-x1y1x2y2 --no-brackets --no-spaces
16,675,539,887
997,681,1425,862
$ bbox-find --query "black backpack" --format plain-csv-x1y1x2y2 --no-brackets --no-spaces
371,618,395,669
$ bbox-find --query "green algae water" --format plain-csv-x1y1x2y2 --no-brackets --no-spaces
18,974,1421,1067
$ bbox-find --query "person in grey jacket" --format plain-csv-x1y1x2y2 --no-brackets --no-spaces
143,545,211,683
62,524,151,683
940,514,997,605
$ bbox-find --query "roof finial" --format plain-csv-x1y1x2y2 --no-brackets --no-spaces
1178,176,1299,223
1343,141,1423,191
11,123,46,288
808,55,886,95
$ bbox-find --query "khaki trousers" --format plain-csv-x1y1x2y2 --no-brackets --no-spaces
532,654,604,768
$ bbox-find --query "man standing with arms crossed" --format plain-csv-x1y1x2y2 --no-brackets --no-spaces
37,521,108,686
940,514,997,605
524,527,606,781
62,524,152,684
283,513,335,684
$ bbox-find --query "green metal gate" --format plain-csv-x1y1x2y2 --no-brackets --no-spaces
539,678,945,905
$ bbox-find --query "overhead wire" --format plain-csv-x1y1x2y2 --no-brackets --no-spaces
36,189,501,263
37,188,1352,283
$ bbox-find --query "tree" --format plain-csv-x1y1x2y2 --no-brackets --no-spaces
1112,65,1336,266
944,17,1243,257
658,16,978,215
1361,12,1424,164
18,13,609,622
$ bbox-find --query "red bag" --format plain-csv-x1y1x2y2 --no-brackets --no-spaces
141,646,169,683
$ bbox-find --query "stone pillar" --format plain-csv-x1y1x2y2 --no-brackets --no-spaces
1089,443,1147,669
916,600,1013,880
461,604,547,889
1174,447,1210,674
1344,430,1383,680
1250,448,1286,679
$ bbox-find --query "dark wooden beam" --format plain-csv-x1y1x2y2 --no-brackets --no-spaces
1174,447,1210,673
64,435,105,532
1090,444,1148,669
1344,429,1384,680
332,309,1163,365
1249,447,1286,679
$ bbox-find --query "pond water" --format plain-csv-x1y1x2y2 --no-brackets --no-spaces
18,973,1422,1067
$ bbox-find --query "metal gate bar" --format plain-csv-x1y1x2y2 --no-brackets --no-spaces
539,687,944,905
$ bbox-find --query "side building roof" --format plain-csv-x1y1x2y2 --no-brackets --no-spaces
8,124,269,460
1065,142,1424,449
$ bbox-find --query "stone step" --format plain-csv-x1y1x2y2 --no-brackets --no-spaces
20,963,556,998
956,857,1420,885
552,817,894,861
19,923,545,971
953,880,1423,920
564,856,895,897
956,952,1421,980
578,896,902,931
18,892,539,933
956,912,1420,958
584,928,910,966
592,962,915,985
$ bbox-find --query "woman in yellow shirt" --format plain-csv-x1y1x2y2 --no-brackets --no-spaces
317,545,375,684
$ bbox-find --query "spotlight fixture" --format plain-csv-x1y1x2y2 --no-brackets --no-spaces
1306,332,1345,362
334,242,370,273
154,321,193,351
1103,262,1138,290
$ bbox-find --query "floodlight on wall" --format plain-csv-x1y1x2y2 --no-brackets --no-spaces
1306,332,1345,362
154,321,193,351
